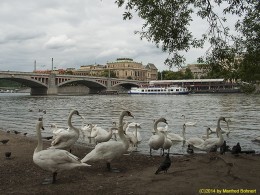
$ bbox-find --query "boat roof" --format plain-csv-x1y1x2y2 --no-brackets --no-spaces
149,79,224,84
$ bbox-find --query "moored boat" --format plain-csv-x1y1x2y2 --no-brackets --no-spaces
128,85,190,95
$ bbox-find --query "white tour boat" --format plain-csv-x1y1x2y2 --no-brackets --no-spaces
128,85,190,95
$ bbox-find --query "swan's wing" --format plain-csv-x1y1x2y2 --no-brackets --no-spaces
51,132,74,145
82,141,124,162
35,149,91,166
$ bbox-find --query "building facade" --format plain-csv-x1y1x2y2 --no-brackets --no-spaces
71,58,158,81
180,63,207,79
107,58,157,81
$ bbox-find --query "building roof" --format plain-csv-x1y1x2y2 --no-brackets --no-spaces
145,63,157,70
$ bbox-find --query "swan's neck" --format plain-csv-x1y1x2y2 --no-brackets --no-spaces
182,125,186,140
216,119,224,142
34,123,43,153
68,112,80,134
118,114,129,149
153,121,160,133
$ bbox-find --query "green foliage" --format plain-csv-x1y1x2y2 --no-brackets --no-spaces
100,70,117,78
0,79,22,88
115,0,259,83
158,69,193,80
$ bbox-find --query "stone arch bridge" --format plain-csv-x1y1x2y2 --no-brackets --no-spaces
0,71,140,95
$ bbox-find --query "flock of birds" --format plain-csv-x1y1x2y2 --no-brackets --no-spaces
2,109,260,184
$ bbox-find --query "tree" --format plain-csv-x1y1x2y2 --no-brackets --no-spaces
115,0,259,82
101,70,117,78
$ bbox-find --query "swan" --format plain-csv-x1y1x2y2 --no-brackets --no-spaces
166,124,185,142
49,110,83,151
161,131,173,156
208,119,230,136
51,123,69,138
81,110,134,171
194,117,226,151
132,123,142,143
185,125,210,146
125,124,138,152
33,118,91,184
201,127,212,140
94,127,118,145
252,136,260,143
148,118,168,156
182,114,197,126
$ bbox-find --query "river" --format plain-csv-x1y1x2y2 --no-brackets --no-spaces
0,92,259,155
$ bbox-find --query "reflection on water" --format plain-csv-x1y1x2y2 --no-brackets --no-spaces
0,93,259,155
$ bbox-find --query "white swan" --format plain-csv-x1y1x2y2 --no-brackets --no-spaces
125,124,138,152
161,131,173,155
201,127,212,140
182,114,197,126
252,136,260,143
81,110,134,171
33,118,90,184
51,123,69,138
166,124,185,142
208,119,231,136
194,117,226,151
94,127,118,145
49,110,82,151
148,117,168,156
132,123,142,143
185,124,206,146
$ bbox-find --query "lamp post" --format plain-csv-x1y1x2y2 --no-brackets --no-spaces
51,58,53,71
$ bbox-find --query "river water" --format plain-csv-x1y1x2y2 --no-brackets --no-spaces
0,92,259,155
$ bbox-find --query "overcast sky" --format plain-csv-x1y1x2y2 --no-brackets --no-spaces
0,0,234,72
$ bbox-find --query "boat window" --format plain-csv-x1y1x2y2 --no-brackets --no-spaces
176,89,179,91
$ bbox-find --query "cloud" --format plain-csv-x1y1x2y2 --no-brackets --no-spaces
0,0,238,72
45,35,76,50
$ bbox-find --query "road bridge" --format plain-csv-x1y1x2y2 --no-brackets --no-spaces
0,71,140,95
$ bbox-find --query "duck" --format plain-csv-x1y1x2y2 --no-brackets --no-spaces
186,144,194,154
81,110,134,171
33,118,91,184
220,140,229,154
0,139,9,145
148,118,168,156
49,110,83,151
231,142,241,155
194,117,226,151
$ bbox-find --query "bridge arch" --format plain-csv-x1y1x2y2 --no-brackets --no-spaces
0,76,48,95
58,79,107,93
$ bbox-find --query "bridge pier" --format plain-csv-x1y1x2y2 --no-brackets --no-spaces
47,73,58,95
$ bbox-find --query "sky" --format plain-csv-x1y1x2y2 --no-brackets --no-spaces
0,0,236,72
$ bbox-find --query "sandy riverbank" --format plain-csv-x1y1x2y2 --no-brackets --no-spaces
0,130,259,195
